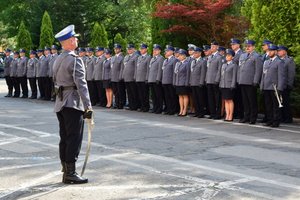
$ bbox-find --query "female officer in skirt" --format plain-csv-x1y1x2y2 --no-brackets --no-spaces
217,49,237,121
102,49,113,108
173,49,190,116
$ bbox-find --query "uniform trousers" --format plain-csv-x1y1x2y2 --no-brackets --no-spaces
95,80,107,106
282,88,293,123
136,82,149,112
44,77,52,100
87,80,97,105
240,84,258,122
56,107,84,163
191,86,206,116
125,81,139,110
37,77,45,98
112,81,126,109
263,90,281,125
233,84,244,119
17,76,28,97
149,82,163,113
206,84,221,118
5,76,14,95
162,84,178,114
12,77,20,97
28,78,37,98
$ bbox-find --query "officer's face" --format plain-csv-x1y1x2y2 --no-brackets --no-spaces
71,37,78,48
140,48,147,55
164,50,173,58
178,54,186,61
105,53,111,59
153,49,161,56
204,50,211,56
37,52,43,57
262,44,269,52
226,54,233,62
30,54,36,59
51,49,57,54
193,51,201,58
188,50,194,56
245,45,255,53
210,45,218,53
96,51,104,57
268,50,277,58
14,54,19,58
79,52,86,57
231,44,240,51
44,50,50,55
277,50,286,58
174,53,179,58
87,52,94,57
20,52,25,57
219,51,225,56
5,52,10,56
127,48,134,54
114,48,121,54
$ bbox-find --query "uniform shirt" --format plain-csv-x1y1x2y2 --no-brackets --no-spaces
121,53,139,82
281,56,296,89
53,50,92,112
260,56,285,91
189,57,207,86
111,53,124,82
173,59,190,86
10,58,19,77
17,56,28,77
147,54,164,83
205,51,223,84
134,53,151,82
4,56,13,77
93,55,106,81
102,58,112,81
238,51,263,85
49,53,59,78
38,55,50,77
161,55,177,85
85,56,96,81
218,61,238,89
233,49,243,66
27,57,39,78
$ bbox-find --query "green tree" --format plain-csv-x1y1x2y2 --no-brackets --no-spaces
90,22,109,48
114,33,127,51
16,20,32,51
39,11,54,48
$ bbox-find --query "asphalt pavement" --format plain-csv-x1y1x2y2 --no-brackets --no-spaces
1,79,300,200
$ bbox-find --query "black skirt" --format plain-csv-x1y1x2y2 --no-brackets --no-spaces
221,88,234,100
176,86,190,95
103,80,112,89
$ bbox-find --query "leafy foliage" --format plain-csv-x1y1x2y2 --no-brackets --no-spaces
114,33,128,51
16,21,32,51
39,11,54,48
90,22,109,48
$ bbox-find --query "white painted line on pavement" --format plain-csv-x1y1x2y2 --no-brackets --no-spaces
0,123,52,137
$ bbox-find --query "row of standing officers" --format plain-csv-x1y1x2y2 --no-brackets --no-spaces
2,39,296,127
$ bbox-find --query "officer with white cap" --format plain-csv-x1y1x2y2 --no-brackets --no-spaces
53,25,93,184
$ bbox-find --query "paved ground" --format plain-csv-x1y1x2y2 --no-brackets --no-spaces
1,79,300,200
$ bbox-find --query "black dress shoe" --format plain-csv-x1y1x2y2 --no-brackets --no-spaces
4,94,12,97
264,122,273,126
197,115,204,118
224,119,233,122
21,95,28,98
271,123,279,128
249,121,256,125
13,95,20,98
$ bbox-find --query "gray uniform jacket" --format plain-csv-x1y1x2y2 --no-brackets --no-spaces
218,62,238,89
38,55,50,77
282,56,296,89
121,53,139,82
147,54,164,83
53,50,91,112
189,58,207,86
161,56,177,85
260,56,285,91
233,49,243,66
93,55,106,81
205,52,223,84
17,56,28,77
238,51,263,85
85,56,96,81
4,56,13,76
111,53,124,82
27,58,39,78
102,58,111,81
49,54,58,78
10,58,19,77
174,59,190,86
134,54,151,82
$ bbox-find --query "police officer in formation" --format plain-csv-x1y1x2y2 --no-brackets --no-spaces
27,50,39,99
4,49,13,97
135,44,151,112
121,44,139,110
49,45,59,101
3,38,296,128
148,44,164,114
93,47,107,107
